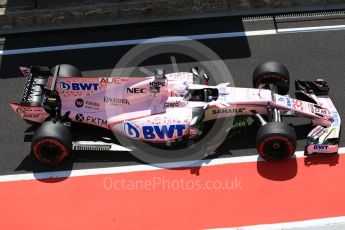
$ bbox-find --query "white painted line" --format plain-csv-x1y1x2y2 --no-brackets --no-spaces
278,24,345,33
211,215,345,230
1,24,345,55
0,30,276,56
0,147,343,183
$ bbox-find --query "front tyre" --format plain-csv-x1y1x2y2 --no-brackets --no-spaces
256,122,296,161
31,121,72,164
253,61,290,95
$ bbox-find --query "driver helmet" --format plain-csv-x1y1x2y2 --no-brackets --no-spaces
171,82,189,98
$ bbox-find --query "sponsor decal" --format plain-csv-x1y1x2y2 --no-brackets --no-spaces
104,96,129,105
164,101,180,108
86,116,107,126
314,145,329,150
123,121,140,139
75,99,99,110
99,78,122,84
123,122,186,140
75,113,85,122
332,111,340,126
75,114,107,126
16,107,42,114
149,81,166,87
277,97,292,107
75,98,84,108
142,124,186,140
278,97,285,102
85,101,100,110
212,108,245,114
85,101,100,107
127,88,145,93
60,82,99,91
314,107,330,115
292,99,303,110
23,113,40,118
286,98,292,107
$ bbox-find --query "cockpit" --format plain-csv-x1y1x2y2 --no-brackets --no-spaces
171,82,219,102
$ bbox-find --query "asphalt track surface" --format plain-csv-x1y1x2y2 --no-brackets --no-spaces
0,14,344,175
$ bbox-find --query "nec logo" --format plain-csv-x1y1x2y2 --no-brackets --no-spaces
314,145,328,150
127,88,145,93
60,82,99,91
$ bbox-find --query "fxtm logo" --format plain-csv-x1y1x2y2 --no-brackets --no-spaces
123,121,186,140
127,88,145,93
60,82,99,91
75,114,107,126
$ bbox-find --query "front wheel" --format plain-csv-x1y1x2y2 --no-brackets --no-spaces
256,122,296,161
31,121,72,164
253,61,290,95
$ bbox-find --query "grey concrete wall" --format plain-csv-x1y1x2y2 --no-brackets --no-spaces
1,0,345,33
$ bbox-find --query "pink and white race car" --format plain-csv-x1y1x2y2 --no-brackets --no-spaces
10,62,341,164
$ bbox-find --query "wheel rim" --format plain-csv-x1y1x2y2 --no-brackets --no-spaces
33,139,68,164
255,74,288,88
265,139,289,161
258,136,295,161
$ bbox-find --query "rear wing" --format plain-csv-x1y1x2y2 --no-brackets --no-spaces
10,67,52,124
19,66,51,105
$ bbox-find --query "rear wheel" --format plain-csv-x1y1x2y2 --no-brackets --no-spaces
32,121,72,164
253,61,290,95
256,122,296,161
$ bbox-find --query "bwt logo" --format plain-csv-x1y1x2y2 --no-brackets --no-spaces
60,82,99,91
123,122,186,140
123,121,140,139
314,145,328,150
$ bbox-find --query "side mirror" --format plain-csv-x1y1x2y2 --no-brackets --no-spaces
155,68,166,79
191,67,199,76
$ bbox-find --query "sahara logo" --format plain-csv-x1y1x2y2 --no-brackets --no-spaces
211,108,245,114
60,82,99,91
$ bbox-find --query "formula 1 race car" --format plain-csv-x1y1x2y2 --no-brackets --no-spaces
10,62,341,164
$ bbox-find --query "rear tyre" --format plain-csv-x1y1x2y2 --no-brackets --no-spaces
253,61,290,95
256,122,296,161
32,121,72,164
51,64,82,77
